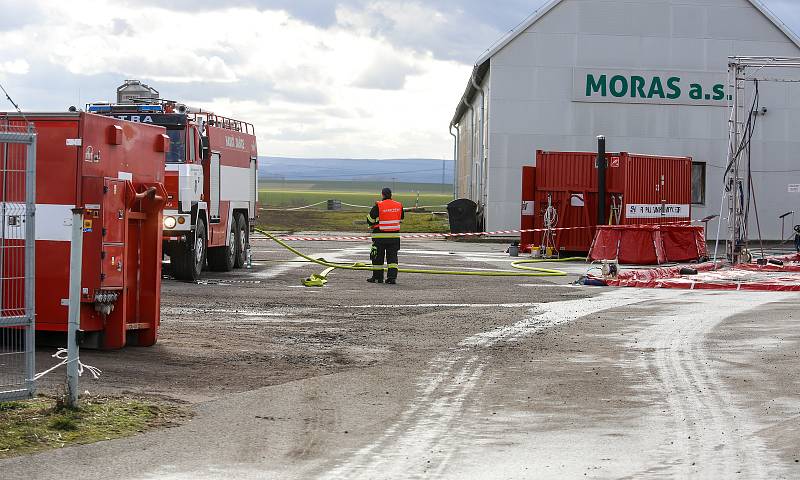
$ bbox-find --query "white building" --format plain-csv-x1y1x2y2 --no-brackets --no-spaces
450,0,800,240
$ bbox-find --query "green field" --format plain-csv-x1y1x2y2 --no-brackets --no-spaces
257,180,452,232
259,180,452,210
259,209,450,233
261,179,452,194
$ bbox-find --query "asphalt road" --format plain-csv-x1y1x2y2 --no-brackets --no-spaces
4,236,800,479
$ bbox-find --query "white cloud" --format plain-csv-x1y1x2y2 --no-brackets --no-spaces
0,59,29,75
0,1,470,158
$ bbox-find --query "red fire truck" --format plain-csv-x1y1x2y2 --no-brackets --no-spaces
89,80,259,281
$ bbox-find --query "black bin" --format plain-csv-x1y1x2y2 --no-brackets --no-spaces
447,199,478,233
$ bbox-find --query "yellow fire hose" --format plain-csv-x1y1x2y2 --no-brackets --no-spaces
255,228,586,287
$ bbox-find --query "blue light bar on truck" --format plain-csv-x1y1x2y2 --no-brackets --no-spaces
87,104,164,113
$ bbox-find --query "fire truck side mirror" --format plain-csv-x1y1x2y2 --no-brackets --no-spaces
201,136,209,151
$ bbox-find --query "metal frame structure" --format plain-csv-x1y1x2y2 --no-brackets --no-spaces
726,56,800,263
0,123,36,401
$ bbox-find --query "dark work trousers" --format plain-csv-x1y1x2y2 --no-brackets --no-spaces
371,237,400,281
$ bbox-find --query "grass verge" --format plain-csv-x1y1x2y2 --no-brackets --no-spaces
0,395,189,459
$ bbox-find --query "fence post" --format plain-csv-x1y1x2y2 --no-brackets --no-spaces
24,125,36,395
67,207,84,408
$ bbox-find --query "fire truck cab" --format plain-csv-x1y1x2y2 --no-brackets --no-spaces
88,80,258,281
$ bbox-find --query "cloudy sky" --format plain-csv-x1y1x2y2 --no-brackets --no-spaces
0,0,798,159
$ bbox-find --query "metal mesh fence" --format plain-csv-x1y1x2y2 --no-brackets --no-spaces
0,122,36,401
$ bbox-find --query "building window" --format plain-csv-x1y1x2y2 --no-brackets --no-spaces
691,162,706,205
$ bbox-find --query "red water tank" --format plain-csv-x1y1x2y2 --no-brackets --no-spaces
589,224,708,265
522,150,692,253
1,112,168,349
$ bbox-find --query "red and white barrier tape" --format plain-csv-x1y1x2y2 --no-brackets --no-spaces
255,220,700,242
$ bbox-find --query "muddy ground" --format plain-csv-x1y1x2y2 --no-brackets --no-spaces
7,235,800,479
37,237,582,403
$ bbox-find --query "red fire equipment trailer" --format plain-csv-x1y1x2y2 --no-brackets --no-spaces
89,80,259,281
0,112,168,349
520,149,692,254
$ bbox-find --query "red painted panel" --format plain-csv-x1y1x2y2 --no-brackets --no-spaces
33,241,70,330
35,119,80,205
534,150,624,193
164,172,179,210
79,113,165,185
107,125,123,145
208,201,231,247
622,153,692,225
206,125,257,167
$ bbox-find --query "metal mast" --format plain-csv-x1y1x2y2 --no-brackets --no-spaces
726,59,747,263
725,56,800,264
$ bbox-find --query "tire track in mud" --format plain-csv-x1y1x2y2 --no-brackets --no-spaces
321,290,657,479
632,291,789,478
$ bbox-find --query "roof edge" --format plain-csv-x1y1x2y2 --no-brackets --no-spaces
747,0,800,51
450,0,563,126
474,0,563,67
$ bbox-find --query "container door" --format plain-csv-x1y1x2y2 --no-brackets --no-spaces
210,152,220,221
101,178,126,287
101,244,125,287
103,179,126,243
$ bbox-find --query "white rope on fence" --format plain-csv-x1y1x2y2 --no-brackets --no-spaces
284,201,328,211
339,202,372,208
32,348,102,381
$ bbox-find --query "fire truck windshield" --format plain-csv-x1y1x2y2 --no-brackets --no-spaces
165,129,186,163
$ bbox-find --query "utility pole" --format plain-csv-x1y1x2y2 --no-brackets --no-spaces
441,159,445,194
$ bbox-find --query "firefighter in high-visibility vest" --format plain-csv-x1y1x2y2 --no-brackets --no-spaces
366,188,404,284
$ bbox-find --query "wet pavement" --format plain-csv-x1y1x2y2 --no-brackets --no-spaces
4,236,800,479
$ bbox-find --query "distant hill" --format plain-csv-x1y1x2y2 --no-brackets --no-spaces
260,157,454,184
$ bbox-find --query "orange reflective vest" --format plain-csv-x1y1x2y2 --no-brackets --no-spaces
374,199,403,233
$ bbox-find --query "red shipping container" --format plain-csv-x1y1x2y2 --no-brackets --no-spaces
526,150,692,252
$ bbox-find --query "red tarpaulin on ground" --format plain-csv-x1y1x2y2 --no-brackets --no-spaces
589,225,707,265
598,258,800,291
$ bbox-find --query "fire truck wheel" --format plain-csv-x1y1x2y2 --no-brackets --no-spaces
208,217,236,272
234,212,248,268
173,220,207,281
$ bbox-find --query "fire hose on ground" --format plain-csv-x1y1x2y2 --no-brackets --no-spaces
254,228,586,286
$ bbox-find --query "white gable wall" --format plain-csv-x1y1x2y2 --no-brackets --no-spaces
480,0,800,240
